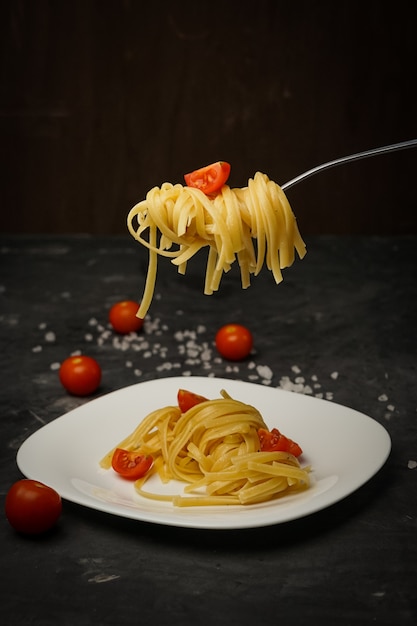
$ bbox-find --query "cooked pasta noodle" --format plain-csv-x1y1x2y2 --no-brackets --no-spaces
127,172,306,318
100,390,310,506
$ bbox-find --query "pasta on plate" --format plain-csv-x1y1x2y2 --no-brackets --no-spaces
100,390,310,507
127,171,306,318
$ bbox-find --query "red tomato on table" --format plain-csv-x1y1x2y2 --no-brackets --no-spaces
184,161,231,195
59,355,101,396
111,449,153,480
215,324,253,361
5,479,62,535
258,428,303,457
109,300,144,334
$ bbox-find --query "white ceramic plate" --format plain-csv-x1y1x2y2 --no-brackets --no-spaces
16,376,391,530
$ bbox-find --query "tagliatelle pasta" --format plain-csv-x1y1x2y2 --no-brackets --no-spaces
99,390,310,507
127,172,306,318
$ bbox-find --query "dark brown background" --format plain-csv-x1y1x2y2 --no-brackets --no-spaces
1,0,416,235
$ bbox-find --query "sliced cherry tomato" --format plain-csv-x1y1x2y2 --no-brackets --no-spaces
111,448,153,480
5,479,62,535
59,355,101,396
215,324,253,361
109,300,144,334
258,428,303,457
177,389,208,413
184,161,231,195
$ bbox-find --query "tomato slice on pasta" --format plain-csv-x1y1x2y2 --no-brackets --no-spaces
177,389,208,413
111,448,153,480
184,161,231,194
258,428,303,457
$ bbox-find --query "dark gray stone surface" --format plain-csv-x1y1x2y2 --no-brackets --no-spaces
1,234,416,625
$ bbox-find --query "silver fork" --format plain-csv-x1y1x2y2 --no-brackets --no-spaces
281,139,417,191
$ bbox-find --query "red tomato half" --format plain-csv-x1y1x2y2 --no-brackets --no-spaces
215,324,253,361
177,389,208,413
258,428,303,457
59,355,101,396
5,479,62,535
184,161,231,195
111,448,153,480
109,300,144,334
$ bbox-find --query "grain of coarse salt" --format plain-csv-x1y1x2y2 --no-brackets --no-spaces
200,347,212,362
256,365,273,381
407,460,417,469
44,331,56,342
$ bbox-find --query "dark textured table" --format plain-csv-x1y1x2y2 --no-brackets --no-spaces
1,234,416,625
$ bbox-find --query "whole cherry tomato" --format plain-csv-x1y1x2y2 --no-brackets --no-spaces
184,161,231,195
5,479,62,535
111,449,153,480
215,324,253,361
109,300,144,334
59,355,101,396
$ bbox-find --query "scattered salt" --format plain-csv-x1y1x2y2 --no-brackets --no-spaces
256,365,273,380
407,460,417,470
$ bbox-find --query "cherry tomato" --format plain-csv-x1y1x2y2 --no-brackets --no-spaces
258,428,303,457
215,324,253,361
5,479,62,535
109,300,144,334
59,355,101,396
184,161,231,195
111,448,153,480
177,389,208,413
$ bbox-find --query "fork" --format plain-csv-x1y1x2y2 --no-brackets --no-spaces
281,139,417,191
